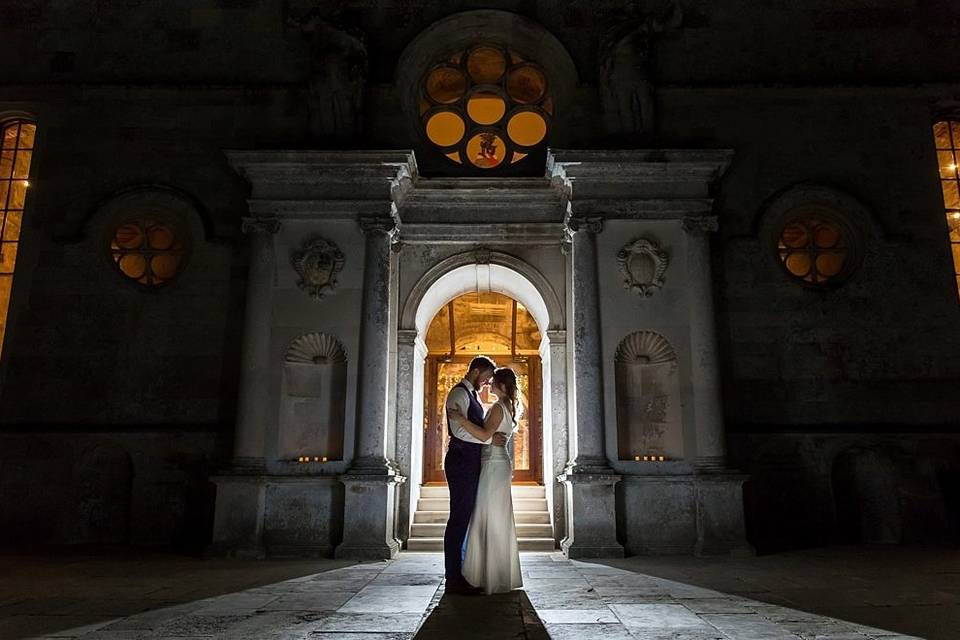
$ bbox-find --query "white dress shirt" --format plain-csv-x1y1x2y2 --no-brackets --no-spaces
446,377,492,445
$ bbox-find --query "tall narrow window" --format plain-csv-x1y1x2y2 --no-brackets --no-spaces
0,120,35,355
934,120,960,299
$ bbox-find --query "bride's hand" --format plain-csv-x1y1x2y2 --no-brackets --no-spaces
492,432,507,447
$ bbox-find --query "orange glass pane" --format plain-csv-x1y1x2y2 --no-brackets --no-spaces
784,252,811,277
426,65,466,104
948,213,960,243
18,123,35,149
2,211,22,242
506,111,547,146
0,275,11,343
0,150,12,178
1,125,17,149
0,241,18,274
953,122,960,147
151,254,180,280
815,252,846,277
466,46,506,83
425,111,465,147
13,150,31,179
952,243,960,271
466,133,506,169
466,93,506,125
147,222,176,250
942,180,960,210
511,152,527,164
445,151,462,164
118,253,147,279
780,222,809,248
506,65,547,104
0,181,7,207
934,121,953,149
939,151,959,179
7,181,25,210
813,222,841,248
114,223,144,249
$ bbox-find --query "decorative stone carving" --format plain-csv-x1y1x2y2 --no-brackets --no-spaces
279,333,348,461
615,331,677,366
290,236,345,301
241,216,281,235
292,10,368,140
285,332,347,364
599,1,682,137
617,238,669,296
566,217,603,234
615,331,682,461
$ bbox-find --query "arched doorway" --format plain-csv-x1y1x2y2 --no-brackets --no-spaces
421,291,544,484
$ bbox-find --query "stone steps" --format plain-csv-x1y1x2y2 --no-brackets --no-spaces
407,484,556,551
407,537,557,552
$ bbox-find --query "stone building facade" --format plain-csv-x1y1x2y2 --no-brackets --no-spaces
1,1,959,556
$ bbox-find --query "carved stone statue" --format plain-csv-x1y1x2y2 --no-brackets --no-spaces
294,11,368,140
599,1,682,137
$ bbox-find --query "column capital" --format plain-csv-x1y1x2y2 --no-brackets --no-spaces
681,215,719,236
241,216,281,235
546,329,567,345
359,216,398,235
566,216,604,234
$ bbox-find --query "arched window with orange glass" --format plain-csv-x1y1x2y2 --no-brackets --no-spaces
420,45,552,171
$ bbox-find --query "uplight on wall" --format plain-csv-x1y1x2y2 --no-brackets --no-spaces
296,455,329,463
633,454,667,462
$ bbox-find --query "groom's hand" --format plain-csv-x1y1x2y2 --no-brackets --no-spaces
492,433,507,446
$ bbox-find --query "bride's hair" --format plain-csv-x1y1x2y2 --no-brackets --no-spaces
492,367,519,427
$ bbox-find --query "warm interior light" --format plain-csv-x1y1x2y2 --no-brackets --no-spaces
634,455,640,461
321,456,328,462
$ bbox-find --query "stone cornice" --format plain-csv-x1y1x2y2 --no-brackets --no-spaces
546,149,733,220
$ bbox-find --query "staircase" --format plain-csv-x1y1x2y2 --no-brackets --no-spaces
407,484,556,551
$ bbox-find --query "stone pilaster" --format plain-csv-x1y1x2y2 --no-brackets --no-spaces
682,215,727,472
207,216,279,558
559,217,624,558
233,216,281,472
336,216,406,560
394,328,427,543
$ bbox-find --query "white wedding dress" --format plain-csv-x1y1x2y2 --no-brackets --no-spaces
462,399,523,594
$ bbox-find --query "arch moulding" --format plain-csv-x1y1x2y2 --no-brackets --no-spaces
400,249,565,333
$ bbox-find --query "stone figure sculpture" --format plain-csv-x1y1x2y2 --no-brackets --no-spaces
599,0,682,137
294,11,368,140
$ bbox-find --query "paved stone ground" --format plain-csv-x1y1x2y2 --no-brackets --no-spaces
0,548,943,640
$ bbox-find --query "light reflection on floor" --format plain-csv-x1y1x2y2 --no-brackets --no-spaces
5,552,922,640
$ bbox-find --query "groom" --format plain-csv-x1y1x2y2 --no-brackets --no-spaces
443,355,507,595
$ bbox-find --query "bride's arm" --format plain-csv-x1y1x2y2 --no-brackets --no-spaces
449,403,504,442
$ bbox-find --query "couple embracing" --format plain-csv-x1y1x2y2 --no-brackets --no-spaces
442,356,524,596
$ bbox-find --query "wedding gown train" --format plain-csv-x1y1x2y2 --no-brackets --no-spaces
461,399,523,594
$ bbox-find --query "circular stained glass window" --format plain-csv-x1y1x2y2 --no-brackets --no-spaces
109,216,187,287
776,215,853,286
420,45,552,170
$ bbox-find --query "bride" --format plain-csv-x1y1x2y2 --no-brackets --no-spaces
448,367,523,595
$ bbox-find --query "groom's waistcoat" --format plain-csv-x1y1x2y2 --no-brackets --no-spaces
449,381,485,441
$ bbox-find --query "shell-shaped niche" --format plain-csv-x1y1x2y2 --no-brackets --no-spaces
615,331,676,366
285,333,347,365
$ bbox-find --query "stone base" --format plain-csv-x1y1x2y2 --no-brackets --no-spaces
208,475,344,558
208,475,266,559
618,472,754,556
557,466,625,559
335,471,406,560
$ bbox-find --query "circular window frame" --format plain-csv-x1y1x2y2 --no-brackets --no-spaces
416,44,553,173
103,208,192,290
87,188,202,293
768,205,863,289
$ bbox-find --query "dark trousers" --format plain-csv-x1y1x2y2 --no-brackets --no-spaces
443,438,482,580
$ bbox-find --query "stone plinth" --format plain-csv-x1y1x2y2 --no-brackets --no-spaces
208,475,266,559
558,467,624,558
263,477,344,557
335,472,406,560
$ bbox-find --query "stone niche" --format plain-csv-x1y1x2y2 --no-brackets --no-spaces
278,333,347,461
615,331,683,461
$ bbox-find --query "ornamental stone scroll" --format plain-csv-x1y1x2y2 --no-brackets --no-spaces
291,235,345,301
617,237,669,297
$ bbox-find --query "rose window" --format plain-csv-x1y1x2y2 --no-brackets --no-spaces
420,45,552,170
109,216,187,287
777,216,850,285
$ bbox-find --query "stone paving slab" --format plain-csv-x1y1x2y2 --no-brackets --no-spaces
1,551,931,640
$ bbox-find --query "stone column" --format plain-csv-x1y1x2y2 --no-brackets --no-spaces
336,217,406,559
682,216,727,471
558,217,624,558
394,328,427,543
545,329,569,547
208,216,279,558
